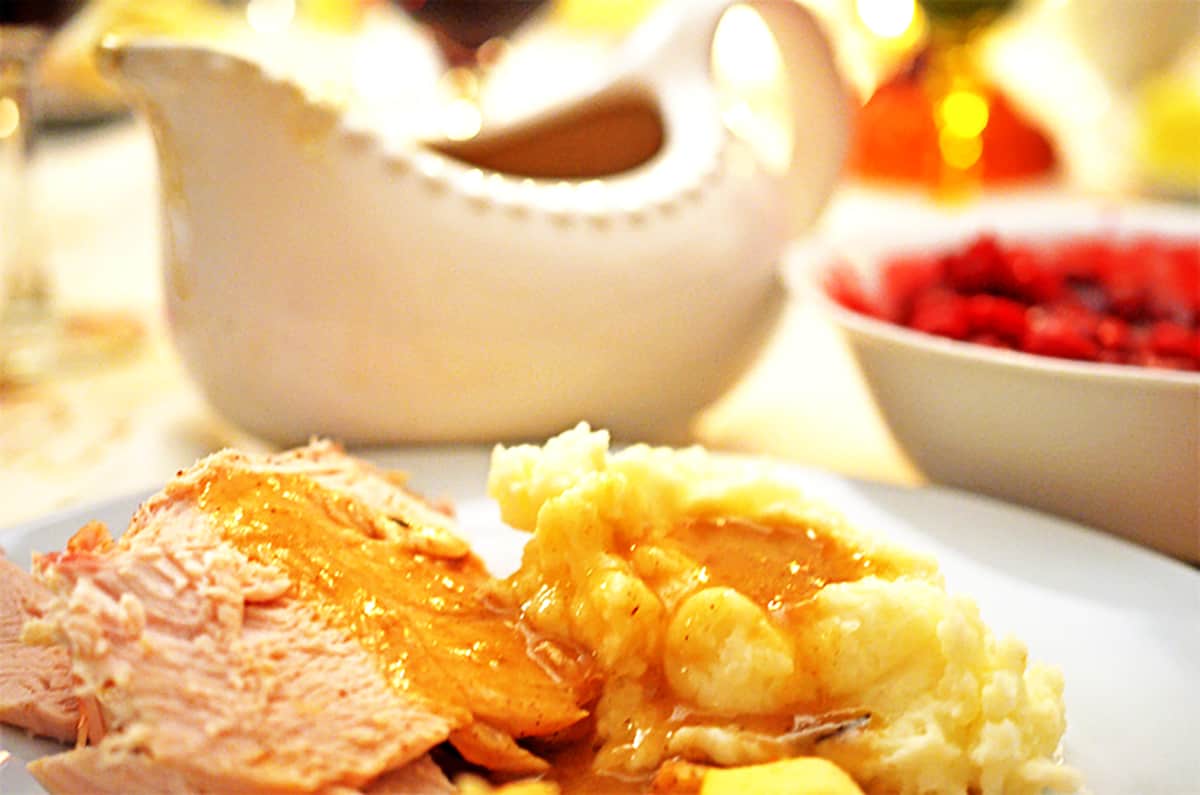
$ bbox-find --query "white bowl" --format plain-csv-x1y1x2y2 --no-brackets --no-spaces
798,199,1200,562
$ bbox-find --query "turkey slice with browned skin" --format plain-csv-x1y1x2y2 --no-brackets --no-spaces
0,553,77,744
31,747,455,795
30,510,454,793
27,442,595,792
149,447,597,766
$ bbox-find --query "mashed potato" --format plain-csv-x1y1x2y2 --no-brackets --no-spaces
489,425,1081,795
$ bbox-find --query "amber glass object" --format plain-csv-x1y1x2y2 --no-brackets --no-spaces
849,0,1057,198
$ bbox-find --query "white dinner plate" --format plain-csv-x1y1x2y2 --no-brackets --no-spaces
1,447,1197,795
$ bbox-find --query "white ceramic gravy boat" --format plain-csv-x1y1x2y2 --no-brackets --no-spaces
104,0,849,444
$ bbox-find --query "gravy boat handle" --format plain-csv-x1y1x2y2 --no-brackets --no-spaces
748,0,852,236
628,0,851,238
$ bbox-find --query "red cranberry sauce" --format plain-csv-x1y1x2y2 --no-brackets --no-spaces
827,234,1199,371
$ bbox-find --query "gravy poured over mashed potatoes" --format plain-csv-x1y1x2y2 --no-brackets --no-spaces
489,425,1081,795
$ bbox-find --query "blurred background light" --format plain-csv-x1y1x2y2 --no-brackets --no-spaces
0,98,20,140
714,5,783,88
938,89,990,138
856,0,916,40
246,0,296,34
442,96,483,140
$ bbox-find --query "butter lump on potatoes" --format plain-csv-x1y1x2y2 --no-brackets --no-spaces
701,757,864,795
490,424,1082,795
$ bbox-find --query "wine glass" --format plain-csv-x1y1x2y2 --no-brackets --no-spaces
0,0,140,384
394,0,551,139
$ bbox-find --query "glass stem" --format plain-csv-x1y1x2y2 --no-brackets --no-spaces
924,21,986,203
0,39,50,326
